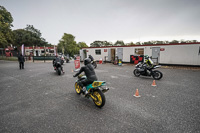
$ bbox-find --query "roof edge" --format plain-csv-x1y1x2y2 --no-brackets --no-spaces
82,42,200,49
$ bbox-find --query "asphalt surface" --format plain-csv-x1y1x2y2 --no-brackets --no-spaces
0,60,200,133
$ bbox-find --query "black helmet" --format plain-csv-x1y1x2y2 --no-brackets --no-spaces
144,55,149,59
84,58,91,65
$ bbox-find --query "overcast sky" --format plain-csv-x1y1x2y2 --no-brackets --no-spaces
1,0,200,46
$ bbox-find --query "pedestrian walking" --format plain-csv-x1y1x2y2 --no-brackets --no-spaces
18,54,25,69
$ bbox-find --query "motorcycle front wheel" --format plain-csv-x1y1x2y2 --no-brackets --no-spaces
152,70,163,80
92,89,105,108
75,82,81,95
133,69,140,77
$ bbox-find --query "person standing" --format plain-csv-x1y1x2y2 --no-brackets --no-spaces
18,54,25,69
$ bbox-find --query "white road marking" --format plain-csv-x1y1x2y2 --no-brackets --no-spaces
111,75,118,79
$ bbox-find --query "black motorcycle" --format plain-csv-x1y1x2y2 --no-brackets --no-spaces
133,62,163,80
53,61,62,75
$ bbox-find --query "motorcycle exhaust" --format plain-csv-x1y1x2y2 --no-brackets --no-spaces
102,86,109,93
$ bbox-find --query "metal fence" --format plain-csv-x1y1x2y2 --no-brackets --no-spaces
33,56,55,62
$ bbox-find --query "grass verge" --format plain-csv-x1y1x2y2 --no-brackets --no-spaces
0,56,18,61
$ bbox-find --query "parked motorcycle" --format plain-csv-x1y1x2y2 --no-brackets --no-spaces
91,60,97,69
74,74,109,108
133,62,163,80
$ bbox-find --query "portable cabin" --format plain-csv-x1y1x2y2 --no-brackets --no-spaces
80,43,200,66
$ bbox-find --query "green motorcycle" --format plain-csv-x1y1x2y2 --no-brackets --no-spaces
74,75,109,108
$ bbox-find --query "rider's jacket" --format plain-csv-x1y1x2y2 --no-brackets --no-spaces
18,54,25,62
74,63,97,81
53,57,62,66
145,58,154,68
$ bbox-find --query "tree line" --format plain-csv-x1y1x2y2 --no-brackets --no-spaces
90,39,198,47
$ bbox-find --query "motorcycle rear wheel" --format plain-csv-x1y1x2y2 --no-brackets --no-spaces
57,67,61,75
75,82,81,95
92,89,105,108
133,69,140,77
152,70,163,80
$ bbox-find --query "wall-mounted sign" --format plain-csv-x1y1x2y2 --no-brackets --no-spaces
130,55,144,64
160,48,165,51
104,49,107,52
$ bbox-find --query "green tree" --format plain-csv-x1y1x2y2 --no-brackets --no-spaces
143,41,154,45
186,40,197,43
12,25,49,47
136,42,141,45
58,33,79,56
169,40,179,44
180,39,187,43
103,41,113,46
77,42,88,49
127,42,135,46
0,6,13,48
90,41,113,47
25,25,41,39
114,40,125,46
152,40,164,44
164,41,169,44
12,29,26,47
90,41,104,47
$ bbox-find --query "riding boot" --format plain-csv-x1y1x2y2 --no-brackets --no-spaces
82,87,88,95
61,67,65,73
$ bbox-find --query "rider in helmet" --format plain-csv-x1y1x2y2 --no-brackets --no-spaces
144,55,154,68
143,55,154,75
73,58,98,95
53,55,65,73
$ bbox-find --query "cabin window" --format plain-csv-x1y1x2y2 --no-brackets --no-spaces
135,48,144,55
95,49,101,55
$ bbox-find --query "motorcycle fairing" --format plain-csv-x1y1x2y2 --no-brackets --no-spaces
86,81,106,90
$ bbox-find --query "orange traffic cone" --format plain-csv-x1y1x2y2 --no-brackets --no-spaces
151,80,156,86
133,89,141,97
